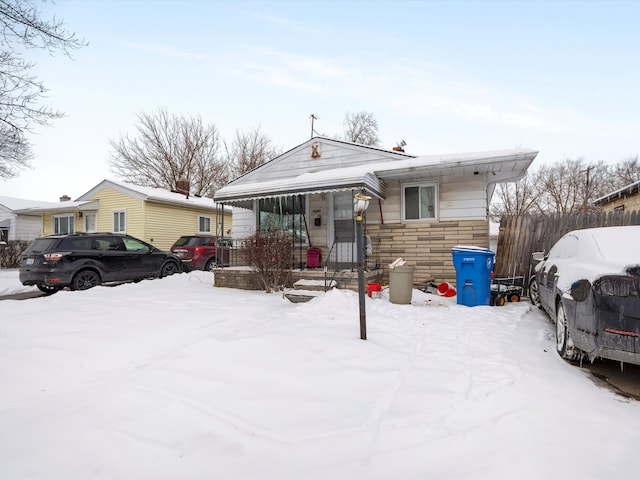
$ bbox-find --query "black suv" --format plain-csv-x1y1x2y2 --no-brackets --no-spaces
20,233,182,293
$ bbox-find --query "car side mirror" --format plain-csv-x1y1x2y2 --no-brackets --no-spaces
531,251,545,263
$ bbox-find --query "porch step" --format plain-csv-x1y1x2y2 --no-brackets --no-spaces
284,279,337,303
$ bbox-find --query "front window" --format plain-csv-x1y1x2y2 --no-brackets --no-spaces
258,196,307,244
403,183,438,221
53,215,75,234
198,215,212,233
113,210,126,233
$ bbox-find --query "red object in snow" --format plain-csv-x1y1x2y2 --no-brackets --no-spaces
437,282,456,297
367,283,382,298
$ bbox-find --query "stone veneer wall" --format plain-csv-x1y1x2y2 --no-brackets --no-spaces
366,220,489,288
213,268,264,290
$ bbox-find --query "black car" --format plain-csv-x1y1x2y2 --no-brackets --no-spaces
20,233,182,293
529,226,640,365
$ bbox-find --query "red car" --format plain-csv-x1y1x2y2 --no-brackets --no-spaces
170,235,231,271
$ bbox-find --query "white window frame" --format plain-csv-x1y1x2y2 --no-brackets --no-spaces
84,212,98,233
113,210,126,233
402,182,439,222
198,215,212,234
53,214,76,234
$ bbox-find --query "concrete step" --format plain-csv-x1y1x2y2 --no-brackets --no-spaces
292,279,336,291
285,279,337,303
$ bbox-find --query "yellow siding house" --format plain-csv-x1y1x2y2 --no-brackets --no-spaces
29,180,231,251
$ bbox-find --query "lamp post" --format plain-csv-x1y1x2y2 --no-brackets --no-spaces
354,192,371,340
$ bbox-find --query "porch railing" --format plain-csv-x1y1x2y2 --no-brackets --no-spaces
324,236,380,291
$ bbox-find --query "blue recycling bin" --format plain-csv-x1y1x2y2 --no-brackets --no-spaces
451,246,495,306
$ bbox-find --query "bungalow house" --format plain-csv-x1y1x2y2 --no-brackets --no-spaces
6,179,232,251
593,179,640,213
0,196,68,243
214,137,538,289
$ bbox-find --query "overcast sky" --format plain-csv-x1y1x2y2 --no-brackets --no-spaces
3,0,639,201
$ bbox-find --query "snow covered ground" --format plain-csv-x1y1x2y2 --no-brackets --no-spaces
1,269,639,479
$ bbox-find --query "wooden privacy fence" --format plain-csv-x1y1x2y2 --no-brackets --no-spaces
494,210,640,289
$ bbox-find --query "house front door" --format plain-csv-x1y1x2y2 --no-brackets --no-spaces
331,192,355,267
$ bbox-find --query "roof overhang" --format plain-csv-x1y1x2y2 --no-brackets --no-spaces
13,200,100,215
214,170,385,206
213,148,537,207
372,149,538,183
593,180,640,206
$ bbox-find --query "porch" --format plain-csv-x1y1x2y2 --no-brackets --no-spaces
213,265,383,292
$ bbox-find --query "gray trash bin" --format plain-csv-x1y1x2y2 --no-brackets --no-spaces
389,265,415,304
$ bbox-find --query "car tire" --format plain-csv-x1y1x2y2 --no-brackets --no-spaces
529,277,541,308
556,300,577,361
37,284,60,295
161,261,180,277
71,270,101,291
204,257,219,271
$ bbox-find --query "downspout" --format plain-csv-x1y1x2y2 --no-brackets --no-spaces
378,198,384,225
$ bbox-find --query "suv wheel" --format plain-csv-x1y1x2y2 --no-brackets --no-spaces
161,261,180,277
71,270,101,291
205,257,219,271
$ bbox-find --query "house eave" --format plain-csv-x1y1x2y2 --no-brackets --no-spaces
593,180,640,206
215,172,385,205
13,200,100,215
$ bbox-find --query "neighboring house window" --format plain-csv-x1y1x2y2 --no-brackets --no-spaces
113,210,126,233
0,227,7,243
198,215,212,233
614,205,625,212
53,215,75,234
402,183,438,221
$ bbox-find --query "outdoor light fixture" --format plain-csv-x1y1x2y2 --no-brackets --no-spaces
354,193,371,221
354,191,372,340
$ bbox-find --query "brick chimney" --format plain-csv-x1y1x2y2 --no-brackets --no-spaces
174,179,190,198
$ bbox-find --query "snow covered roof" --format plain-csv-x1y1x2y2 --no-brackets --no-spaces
215,169,385,204
214,141,538,206
0,195,87,214
77,179,230,211
593,179,640,206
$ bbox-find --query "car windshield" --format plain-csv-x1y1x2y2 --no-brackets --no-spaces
174,236,211,247
24,238,59,254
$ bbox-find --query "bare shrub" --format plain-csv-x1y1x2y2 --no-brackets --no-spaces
0,240,29,268
241,230,293,292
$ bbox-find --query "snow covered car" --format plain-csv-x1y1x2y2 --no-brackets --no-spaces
529,226,640,365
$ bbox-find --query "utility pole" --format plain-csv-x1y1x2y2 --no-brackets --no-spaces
582,165,595,213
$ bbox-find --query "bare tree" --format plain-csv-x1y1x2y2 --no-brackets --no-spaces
226,126,280,177
612,155,639,187
343,111,380,146
521,159,614,215
491,175,541,220
0,0,86,178
109,109,229,197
